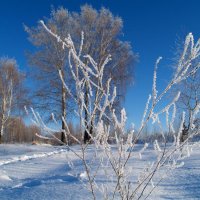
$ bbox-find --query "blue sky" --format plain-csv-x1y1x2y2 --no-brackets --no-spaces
0,0,200,128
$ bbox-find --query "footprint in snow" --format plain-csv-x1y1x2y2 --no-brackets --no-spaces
12,174,79,189
0,171,12,182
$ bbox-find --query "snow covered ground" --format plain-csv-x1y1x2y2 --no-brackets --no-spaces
0,143,200,200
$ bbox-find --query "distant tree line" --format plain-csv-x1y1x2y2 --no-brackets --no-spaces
2,117,40,143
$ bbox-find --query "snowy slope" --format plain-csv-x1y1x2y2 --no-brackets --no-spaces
0,144,199,200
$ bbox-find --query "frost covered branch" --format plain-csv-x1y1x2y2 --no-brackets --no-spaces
28,22,200,199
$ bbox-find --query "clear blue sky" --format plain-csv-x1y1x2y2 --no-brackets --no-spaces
0,0,200,128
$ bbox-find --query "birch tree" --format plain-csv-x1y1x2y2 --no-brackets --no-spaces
0,58,27,143
25,5,135,144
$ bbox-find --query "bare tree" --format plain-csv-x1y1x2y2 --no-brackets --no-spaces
25,5,135,144
179,73,200,141
0,58,28,143
174,42,200,141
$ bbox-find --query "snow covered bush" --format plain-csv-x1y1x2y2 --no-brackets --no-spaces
29,21,200,200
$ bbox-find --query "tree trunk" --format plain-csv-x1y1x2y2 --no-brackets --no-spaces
0,121,4,144
0,112,5,144
61,70,67,144
181,122,189,143
84,83,93,144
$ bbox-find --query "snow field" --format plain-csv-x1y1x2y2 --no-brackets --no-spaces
0,144,199,199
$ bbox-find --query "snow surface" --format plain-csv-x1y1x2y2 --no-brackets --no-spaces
0,143,200,200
